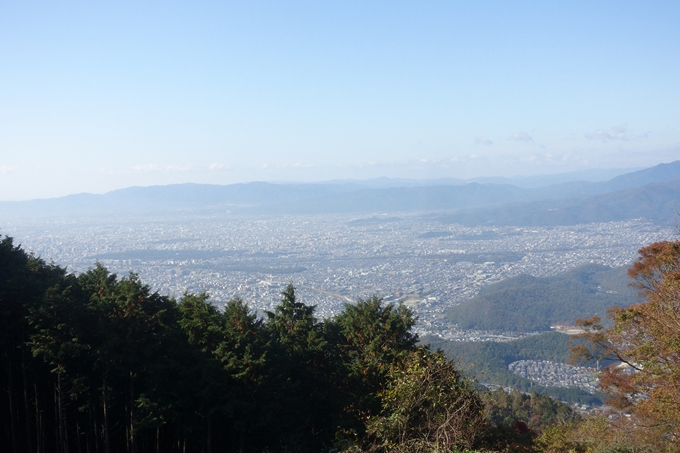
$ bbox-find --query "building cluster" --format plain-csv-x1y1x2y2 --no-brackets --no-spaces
5,213,671,340
508,360,599,393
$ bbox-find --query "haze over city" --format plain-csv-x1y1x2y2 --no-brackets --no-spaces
2,1,679,200
3,0,680,340
5,4,680,450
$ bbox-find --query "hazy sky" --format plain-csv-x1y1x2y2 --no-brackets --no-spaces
1,1,679,200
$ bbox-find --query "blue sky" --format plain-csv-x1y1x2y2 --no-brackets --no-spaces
1,1,679,200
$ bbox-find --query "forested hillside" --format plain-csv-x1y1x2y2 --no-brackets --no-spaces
7,232,680,452
446,264,635,332
425,332,602,406
2,235,537,453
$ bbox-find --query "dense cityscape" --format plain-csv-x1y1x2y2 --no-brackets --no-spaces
4,212,671,342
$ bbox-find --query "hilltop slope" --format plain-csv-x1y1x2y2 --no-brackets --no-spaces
446,264,635,332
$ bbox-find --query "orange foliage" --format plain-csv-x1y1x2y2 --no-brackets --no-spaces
572,241,680,442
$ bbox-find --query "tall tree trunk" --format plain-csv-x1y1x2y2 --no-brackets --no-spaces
128,372,135,453
7,360,19,453
76,420,82,453
85,409,92,453
54,382,60,453
102,376,110,453
207,414,212,453
34,383,42,453
88,399,99,453
91,405,98,453
22,350,34,453
58,372,68,453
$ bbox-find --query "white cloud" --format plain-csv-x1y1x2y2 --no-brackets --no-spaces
209,163,228,170
290,162,320,168
586,124,628,141
132,164,193,173
510,132,534,142
258,161,322,170
133,164,158,172
0,165,17,174
475,136,493,146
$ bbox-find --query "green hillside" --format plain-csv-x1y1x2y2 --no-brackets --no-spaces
424,332,602,405
446,264,635,332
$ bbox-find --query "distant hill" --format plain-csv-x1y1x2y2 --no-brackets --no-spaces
443,178,680,226
328,166,640,189
446,264,635,332
602,160,680,191
0,181,531,218
423,332,602,405
528,160,680,200
468,166,642,189
2,161,679,222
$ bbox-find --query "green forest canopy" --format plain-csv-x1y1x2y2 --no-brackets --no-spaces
424,332,602,406
446,263,635,332
6,234,568,453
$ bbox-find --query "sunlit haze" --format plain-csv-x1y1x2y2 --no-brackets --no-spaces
1,1,679,200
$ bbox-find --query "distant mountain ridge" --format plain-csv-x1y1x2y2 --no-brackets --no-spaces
443,178,680,226
1,181,530,217
315,166,640,189
2,161,679,225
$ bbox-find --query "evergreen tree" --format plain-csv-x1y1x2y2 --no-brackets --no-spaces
264,284,338,452
336,296,418,420
2,234,512,452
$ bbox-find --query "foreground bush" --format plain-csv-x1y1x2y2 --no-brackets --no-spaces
356,349,486,453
